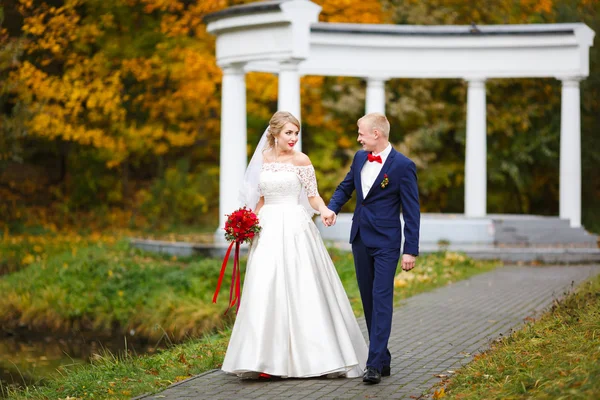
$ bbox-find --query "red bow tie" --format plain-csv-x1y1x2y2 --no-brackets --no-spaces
367,153,382,163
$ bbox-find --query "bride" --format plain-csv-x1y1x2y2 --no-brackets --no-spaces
221,111,368,379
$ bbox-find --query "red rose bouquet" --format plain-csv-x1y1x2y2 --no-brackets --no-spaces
213,207,261,313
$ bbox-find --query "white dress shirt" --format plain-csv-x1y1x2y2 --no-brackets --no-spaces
361,143,392,199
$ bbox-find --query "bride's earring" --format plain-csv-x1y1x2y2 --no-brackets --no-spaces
275,138,278,147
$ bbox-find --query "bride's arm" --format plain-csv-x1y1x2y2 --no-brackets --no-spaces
254,196,265,214
307,187,336,227
307,194,329,214
294,153,336,221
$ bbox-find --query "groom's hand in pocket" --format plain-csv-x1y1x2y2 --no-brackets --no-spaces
401,254,416,271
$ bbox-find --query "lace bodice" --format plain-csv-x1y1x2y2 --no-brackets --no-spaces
259,163,318,204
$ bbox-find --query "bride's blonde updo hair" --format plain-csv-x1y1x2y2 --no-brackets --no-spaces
266,111,300,148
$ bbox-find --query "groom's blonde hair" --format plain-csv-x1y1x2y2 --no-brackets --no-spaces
358,113,390,139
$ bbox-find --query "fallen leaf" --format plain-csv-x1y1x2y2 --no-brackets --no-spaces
394,278,408,288
179,352,188,364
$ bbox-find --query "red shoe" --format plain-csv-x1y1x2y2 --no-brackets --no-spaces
258,373,271,379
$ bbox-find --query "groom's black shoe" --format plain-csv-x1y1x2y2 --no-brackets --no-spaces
363,367,381,384
382,365,391,377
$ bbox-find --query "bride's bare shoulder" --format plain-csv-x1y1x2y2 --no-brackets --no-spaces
262,148,276,163
293,152,312,167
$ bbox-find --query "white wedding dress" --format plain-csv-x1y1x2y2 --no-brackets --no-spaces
221,162,368,378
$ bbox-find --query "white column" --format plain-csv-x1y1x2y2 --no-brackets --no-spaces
218,64,247,236
559,77,582,227
365,77,386,114
464,78,487,218
278,61,302,150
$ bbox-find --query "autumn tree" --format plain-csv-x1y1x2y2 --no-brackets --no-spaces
1,0,598,231
2,0,229,222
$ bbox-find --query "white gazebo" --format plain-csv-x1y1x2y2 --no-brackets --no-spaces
205,0,595,245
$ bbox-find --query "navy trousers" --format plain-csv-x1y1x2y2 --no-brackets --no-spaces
352,233,400,371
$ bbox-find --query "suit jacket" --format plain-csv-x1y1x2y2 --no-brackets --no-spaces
328,147,420,255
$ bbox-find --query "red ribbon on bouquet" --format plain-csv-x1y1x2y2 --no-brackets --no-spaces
213,240,241,314
213,207,261,314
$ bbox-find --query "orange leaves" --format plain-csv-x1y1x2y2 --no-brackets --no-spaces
13,55,126,157
313,0,388,24
18,0,35,10
520,0,554,14
122,57,162,82
140,0,185,14
10,0,392,174
123,44,220,156
11,0,228,166
158,0,226,38
300,75,342,133
9,0,391,173
167,46,220,105
21,2,81,57
246,72,278,121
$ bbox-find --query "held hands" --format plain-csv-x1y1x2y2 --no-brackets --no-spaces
401,254,416,271
320,207,337,227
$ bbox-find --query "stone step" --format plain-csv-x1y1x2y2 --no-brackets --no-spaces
495,233,597,246
130,238,600,264
492,217,597,246
129,238,249,258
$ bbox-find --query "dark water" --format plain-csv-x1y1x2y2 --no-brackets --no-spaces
0,331,160,396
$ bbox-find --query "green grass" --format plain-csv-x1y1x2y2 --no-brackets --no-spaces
0,232,117,275
0,240,235,342
4,332,230,400
2,238,498,400
444,272,600,400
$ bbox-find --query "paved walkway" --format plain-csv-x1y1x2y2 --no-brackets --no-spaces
141,265,600,400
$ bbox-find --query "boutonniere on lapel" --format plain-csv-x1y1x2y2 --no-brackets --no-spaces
380,174,389,189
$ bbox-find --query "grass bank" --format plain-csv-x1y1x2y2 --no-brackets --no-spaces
3,240,498,399
0,240,236,342
5,333,230,400
443,272,600,399
0,232,118,275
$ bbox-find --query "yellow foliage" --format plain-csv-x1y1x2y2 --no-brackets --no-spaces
11,0,227,168
444,252,467,264
22,253,35,265
521,0,553,14
433,387,446,398
314,0,388,23
394,278,408,288
9,0,392,174
21,2,80,56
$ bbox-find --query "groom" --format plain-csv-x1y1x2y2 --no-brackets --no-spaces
327,113,420,384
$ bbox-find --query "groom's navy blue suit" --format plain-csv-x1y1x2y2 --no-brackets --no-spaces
328,147,420,371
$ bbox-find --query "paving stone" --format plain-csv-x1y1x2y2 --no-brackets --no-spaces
138,264,599,399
